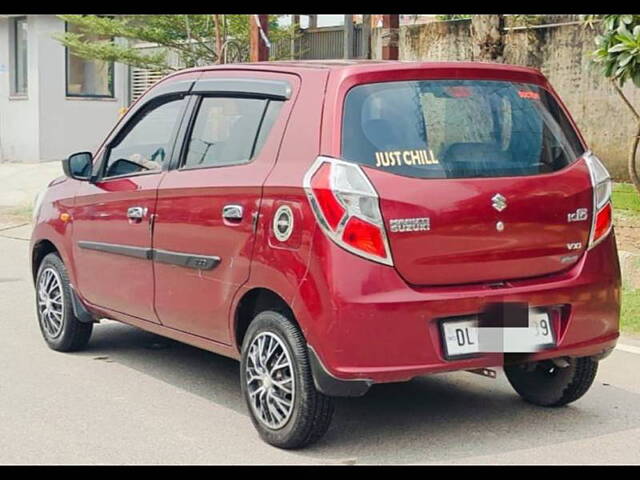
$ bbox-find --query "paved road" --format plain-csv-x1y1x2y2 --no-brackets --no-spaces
0,161,61,209
1,225,640,465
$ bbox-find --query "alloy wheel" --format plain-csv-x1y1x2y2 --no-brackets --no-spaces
245,332,295,430
37,267,65,339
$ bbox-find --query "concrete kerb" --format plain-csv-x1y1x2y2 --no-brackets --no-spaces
619,250,640,290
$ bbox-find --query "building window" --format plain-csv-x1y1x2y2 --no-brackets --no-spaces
11,17,28,96
65,22,114,98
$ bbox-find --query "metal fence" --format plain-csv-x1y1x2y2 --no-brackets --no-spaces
272,25,364,60
128,42,187,104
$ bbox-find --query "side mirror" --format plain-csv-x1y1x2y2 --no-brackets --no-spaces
62,152,93,180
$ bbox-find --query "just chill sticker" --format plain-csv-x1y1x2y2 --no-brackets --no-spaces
374,149,439,168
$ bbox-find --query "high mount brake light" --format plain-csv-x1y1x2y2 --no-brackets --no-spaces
304,156,393,266
584,151,613,249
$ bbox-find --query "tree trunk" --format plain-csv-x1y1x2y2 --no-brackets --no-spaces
629,121,640,194
611,79,640,193
471,15,505,62
213,15,223,64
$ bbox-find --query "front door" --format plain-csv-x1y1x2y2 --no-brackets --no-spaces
72,95,189,322
152,76,293,342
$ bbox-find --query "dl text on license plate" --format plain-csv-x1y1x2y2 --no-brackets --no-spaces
441,310,554,358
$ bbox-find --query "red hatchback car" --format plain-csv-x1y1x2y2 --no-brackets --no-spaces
30,60,620,449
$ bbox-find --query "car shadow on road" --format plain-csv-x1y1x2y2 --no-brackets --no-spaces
82,321,640,464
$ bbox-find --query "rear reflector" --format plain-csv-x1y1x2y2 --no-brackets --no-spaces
593,202,612,245
342,216,387,258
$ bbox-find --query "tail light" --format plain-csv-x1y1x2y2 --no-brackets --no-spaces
303,156,393,266
584,152,613,249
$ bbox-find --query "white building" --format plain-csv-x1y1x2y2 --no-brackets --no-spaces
0,15,129,163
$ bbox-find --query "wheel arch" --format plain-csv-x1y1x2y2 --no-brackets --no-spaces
31,239,61,284
234,287,298,351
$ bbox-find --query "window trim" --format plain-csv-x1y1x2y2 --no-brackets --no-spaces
11,16,28,97
64,20,115,99
95,93,189,181
175,93,273,172
192,78,292,100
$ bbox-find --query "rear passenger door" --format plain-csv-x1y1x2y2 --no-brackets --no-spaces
152,72,297,343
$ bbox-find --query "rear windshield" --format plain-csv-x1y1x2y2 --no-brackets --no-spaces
341,80,585,179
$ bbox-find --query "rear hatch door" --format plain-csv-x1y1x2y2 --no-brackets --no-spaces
341,78,592,285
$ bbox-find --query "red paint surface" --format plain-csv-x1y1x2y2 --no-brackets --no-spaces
368,159,594,285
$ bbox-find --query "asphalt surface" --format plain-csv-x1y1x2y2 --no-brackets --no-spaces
1,225,640,465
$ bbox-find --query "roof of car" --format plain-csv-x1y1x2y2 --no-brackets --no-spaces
172,59,544,77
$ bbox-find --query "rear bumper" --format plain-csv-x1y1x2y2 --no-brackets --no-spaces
295,231,621,391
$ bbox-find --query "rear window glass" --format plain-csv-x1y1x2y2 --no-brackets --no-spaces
341,80,585,179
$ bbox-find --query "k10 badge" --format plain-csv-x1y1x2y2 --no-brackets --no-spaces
375,149,439,168
567,208,588,222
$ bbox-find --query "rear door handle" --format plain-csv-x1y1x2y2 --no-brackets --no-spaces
127,206,147,220
222,205,243,221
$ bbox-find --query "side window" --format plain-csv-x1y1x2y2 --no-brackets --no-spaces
253,100,283,155
103,97,187,178
182,96,274,169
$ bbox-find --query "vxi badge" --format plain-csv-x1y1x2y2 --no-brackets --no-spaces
389,217,430,233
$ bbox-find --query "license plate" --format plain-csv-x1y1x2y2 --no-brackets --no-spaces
441,310,555,358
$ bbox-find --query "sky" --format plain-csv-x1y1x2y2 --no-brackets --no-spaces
278,15,345,28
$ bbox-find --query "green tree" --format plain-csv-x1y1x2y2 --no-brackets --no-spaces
593,15,640,192
54,15,293,73
436,15,471,21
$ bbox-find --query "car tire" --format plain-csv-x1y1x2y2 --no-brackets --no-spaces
240,310,334,449
504,357,598,407
35,253,93,352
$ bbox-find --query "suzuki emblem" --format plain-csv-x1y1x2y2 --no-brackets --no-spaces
492,194,507,212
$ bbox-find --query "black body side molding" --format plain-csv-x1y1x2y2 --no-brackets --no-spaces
77,241,151,259
153,249,220,270
77,241,220,271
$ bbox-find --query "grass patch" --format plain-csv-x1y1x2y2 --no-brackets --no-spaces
621,288,640,334
612,183,640,214
7,203,33,218
0,203,33,225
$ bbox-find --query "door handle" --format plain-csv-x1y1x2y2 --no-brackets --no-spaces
222,205,243,221
127,206,147,220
